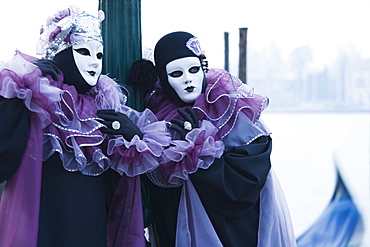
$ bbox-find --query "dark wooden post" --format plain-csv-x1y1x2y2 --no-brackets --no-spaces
0,182,5,198
224,32,229,71
99,0,146,111
238,27,248,84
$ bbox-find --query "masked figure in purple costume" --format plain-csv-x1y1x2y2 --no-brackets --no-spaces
0,6,170,247
128,31,297,246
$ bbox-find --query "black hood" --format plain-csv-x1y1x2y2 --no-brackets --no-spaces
154,31,206,106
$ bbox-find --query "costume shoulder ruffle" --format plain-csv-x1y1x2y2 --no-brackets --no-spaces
147,120,224,187
0,51,172,176
194,68,269,139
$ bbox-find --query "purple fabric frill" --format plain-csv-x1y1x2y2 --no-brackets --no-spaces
147,120,224,187
147,68,269,142
43,74,130,176
193,68,269,139
0,51,59,127
107,108,171,177
0,51,129,176
42,85,110,175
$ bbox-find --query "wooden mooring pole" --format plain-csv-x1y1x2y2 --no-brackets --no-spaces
224,32,229,71
238,27,248,84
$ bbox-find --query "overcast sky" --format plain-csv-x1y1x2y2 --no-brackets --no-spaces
1,0,369,70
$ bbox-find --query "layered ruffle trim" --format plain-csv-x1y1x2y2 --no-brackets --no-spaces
107,108,172,177
147,120,224,187
0,51,62,128
41,74,133,176
41,87,111,175
193,68,269,139
43,133,110,176
222,116,272,151
1,51,160,176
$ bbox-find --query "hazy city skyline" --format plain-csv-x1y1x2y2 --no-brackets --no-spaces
1,0,369,112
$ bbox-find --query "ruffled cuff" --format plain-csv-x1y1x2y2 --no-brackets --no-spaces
108,110,171,177
149,120,224,186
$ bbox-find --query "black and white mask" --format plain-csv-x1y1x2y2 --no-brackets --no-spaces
166,57,204,104
72,40,103,87
53,40,103,94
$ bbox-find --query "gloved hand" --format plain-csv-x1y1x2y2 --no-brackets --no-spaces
96,109,143,141
169,106,199,140
33,59,61,81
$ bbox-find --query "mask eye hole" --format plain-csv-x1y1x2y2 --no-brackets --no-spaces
168,70,183,78
74,48,90,56
97,52,103,60
189,66,200,73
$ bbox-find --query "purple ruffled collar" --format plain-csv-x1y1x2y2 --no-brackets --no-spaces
147,68,269,140
0,51,129,175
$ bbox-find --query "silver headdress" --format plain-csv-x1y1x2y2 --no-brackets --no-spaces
36,5,105,59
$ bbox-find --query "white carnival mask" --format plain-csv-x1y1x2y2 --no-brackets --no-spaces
73,40,103,86
166,57,204,104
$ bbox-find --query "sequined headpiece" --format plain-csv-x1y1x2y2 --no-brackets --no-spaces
36,5,105,59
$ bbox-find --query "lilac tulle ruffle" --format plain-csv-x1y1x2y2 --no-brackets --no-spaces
146,68,270,144
0,51,61,128
148,120,224,186
193,68,269,139
0,51,131,176
107,108,171,177
41,76,122,176
258,169,297,247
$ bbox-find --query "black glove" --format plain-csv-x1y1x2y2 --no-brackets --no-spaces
33,59,61,81
96,109,143,141
169,106,199,140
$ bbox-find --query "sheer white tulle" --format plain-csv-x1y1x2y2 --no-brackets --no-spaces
258,169,297,247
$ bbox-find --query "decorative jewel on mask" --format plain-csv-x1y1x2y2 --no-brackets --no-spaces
37,5,105,60
186,37,203,56
186,37,209,73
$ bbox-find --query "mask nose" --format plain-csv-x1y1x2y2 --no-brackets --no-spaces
184,72,192,84
89,56,101,69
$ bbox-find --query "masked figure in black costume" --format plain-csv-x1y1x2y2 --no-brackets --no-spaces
128,31,297,246
0,6,169,247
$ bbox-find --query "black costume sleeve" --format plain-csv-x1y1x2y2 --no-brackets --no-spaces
190,135,272,218
0,96,30,182
148,136,272,247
